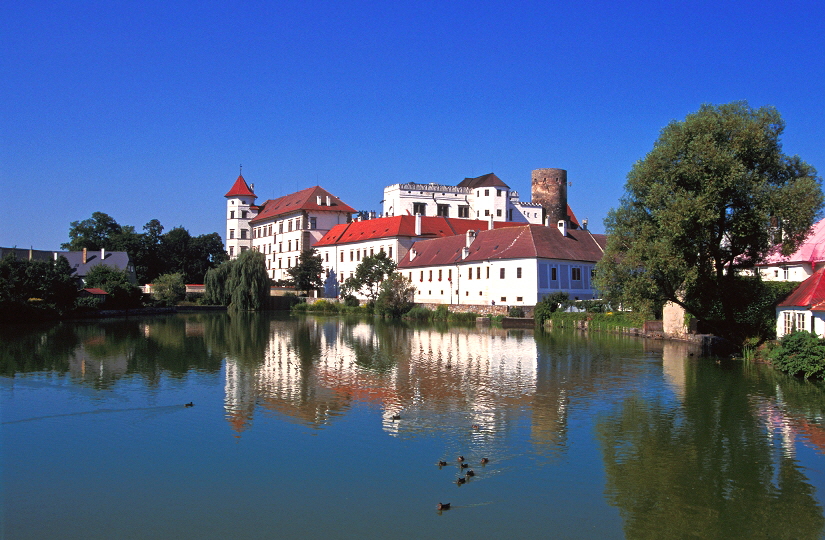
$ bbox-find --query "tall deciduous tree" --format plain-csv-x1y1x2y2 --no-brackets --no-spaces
597,102,823,323
342,251,396,303
287,249,324,296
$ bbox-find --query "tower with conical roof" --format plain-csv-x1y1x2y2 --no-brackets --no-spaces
224,171,257,259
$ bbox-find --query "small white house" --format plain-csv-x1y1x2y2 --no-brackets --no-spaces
776,267,825,338
757,217,825,282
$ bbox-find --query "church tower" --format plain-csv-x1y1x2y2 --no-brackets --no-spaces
224,171,257,259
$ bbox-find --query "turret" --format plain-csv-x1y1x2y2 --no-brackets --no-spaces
224,173,257,259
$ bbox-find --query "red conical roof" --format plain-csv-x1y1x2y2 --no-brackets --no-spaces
224,175,256,198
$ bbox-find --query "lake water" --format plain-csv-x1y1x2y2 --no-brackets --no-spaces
2,312,825,539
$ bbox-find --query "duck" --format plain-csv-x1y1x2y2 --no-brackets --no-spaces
465,469,475,477
456,477,466,485
457,455,465,462
437,502,450,510
472,424,480,430
480,457,489,465
460,463,469,469
438,460,447,467
185,402,194,407
391,413,401,420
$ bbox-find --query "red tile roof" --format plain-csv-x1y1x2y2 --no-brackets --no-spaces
779,267,825,309
224,175,256,198
399,225,606,268
313,216,523,247
250,186,355,223
456,173,510,189
83,288,108,295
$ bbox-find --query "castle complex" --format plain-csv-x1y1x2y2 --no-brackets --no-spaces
224,168,603,304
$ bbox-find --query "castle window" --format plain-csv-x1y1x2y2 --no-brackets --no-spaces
437,204,449,217
288,221,293,232
484,210,490,216
500,268,505,279
229,246,234,257
309,217,317,229
458,206,469,218
484,189,489,196
325,252,329,262
476,267,480,279
241,211,247,219
497,190,503,197
279,223,283,234
572,267,582,281
350,251,354,261
389,246,393,258
413,202,426,216
370,248,374,256
240,229,247,239
341,251,344,262
496,209,502,217
230,211,235,219
517,267,522,278
229,229,235,239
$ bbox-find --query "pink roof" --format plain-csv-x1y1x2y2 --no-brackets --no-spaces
779,267,825,309
224,175,256,198
759,218,825,267
250,186,355,223
313,216,522,247
399,225,607,268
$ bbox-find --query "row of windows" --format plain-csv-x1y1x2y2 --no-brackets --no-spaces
227,246,248,257
407,267,523,282
251,217,314,239
418,289,523,303
228,210,249,220
228,229,249,240
341,245,393,262
252,239,302,254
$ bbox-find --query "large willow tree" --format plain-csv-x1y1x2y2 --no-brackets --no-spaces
597,101,823,323
205,250,270,310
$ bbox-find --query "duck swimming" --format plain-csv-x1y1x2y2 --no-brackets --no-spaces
460,463,469,469
456,477,466,485
391,413,401,420
480,457,489,465
465,469,475,477
438,461,447,467
457,456,465,462
185,402,194,407
437,502,450,510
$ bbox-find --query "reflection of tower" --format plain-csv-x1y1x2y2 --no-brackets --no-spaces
531,168,568,227
224,358,257,436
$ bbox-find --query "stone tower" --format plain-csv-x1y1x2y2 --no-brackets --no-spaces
531,168,568,227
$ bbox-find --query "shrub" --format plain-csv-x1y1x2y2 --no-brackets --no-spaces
508,306,525,317
343,295,360,307
769,330,825,379
404,306,433,320
433,304,449,320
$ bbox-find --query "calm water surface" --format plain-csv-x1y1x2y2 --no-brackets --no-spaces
2,312,824,539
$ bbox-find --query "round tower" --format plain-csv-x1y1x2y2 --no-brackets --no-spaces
531,168,567,227
224,173,257,259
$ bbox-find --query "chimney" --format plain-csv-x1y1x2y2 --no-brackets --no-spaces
466,230,476,248
488,215,494,230
557,220,568,237
462,247,470,259
369,211,376,220
82,247,87,264
582,218,588,231
101,248,105,260
415,213,422,236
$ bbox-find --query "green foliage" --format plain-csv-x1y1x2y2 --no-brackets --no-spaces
596,101,823,324
433,304,450,320
374,272,415,318
769,330,825,379
403,306,433,320
152,273,186,306
204,250,270,310
533,292,570,326
287,249,323,296
508,306,525,317
343,294,360,307
84,264,142,309
342,251,397,303
0,253,78,321
63,212,227,284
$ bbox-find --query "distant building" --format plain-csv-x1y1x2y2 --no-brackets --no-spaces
398,221,606,306
776,267,825,338
224,174,355,281
0,247,136,286
381,169,580,228
756,217,825,282
313,214,523,298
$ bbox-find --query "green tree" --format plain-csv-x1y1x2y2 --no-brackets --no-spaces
62,211,123,251
597,101,823,325
152,272,186,306
287,249,323,296
84,265,142,309
374,272,416,318
342,251,397,303
0,254,78,321
204,250,270,310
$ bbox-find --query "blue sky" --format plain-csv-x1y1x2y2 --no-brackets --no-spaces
2,0,823,250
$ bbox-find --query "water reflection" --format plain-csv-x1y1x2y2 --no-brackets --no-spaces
3,312,824,539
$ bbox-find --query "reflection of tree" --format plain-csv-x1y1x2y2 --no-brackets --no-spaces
342,318,408,373
596,364,825,539
0,322,78,375
202,311,270,366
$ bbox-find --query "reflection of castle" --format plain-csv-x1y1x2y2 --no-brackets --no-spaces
221,319,553,441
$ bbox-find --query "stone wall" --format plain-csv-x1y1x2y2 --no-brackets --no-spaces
415,303,535,317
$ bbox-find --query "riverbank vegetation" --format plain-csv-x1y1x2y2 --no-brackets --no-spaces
204,250,270,311
595,101,823,345
766,330,825,380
